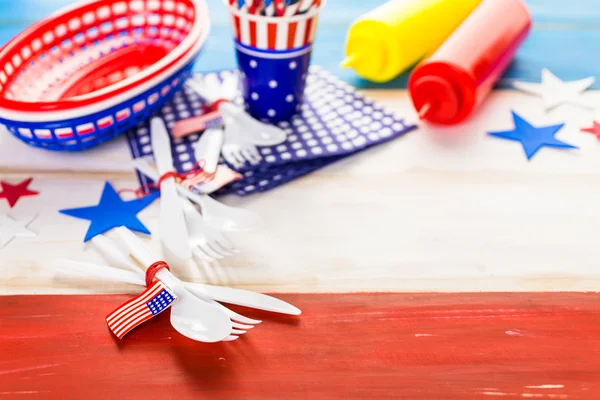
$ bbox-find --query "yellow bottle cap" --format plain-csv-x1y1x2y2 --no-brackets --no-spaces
342,25,388,82
340,55,360,69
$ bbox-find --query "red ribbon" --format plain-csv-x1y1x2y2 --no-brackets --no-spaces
145,261,171,288
204,98,230,113
120,161,211,199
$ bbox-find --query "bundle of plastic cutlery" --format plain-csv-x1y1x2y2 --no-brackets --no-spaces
145,117,261,267
53,227,300,343
173,72,289,169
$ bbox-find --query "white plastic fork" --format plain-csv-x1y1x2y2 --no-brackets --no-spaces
221,125,262,169
180,197,239,262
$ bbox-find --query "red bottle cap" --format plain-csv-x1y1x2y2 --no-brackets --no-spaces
411,75,461,124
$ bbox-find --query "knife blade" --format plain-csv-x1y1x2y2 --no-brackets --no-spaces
150,117,192,265
184,282,301,315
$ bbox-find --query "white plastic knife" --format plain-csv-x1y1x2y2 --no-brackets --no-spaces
185,283,302,316
150,117,192,265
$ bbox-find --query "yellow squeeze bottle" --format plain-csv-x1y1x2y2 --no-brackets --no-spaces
342,0,482,83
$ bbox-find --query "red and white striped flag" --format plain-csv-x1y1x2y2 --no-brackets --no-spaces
171,110,222,138
106,281,177,339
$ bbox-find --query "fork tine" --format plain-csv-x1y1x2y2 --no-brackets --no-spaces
207,242,234,257
232,322,254,330
222,148,240,169
222,335,239,342
216,232,239,252
241,148,261,165
232,149,247,167
223,147,242,169
217,303,262,325
247,145,262,164
191,247,217,262
231,329,247,335
248,151,262,166
249,144,262,159
199,244,225,260
212,240,237,256
212,231,236,250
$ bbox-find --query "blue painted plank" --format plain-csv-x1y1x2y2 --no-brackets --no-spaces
501,29,600,87
0,0,75,23
1,0,598,24
525,0,600,25
0,0,597,89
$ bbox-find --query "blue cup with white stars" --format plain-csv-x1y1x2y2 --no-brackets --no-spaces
225,1,324,122
236,43,312,122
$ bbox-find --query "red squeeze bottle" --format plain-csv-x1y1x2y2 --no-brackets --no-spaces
409,0,531,125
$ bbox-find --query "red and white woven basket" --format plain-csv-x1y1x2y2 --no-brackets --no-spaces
0,0,210,151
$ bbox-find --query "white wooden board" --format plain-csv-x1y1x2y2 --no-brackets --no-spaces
1,90,600,294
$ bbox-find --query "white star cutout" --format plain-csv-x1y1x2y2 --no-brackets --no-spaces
0,215,37,248
512,68,595,111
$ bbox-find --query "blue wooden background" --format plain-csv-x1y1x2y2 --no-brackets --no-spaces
0,0,596,89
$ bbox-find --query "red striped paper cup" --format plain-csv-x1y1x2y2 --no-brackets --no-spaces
224,1,325,121
227,3,322,51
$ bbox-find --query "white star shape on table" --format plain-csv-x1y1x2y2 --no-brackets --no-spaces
0,215,37,248
512,68,595,111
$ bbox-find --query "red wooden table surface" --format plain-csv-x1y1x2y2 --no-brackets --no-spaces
1,293,599,399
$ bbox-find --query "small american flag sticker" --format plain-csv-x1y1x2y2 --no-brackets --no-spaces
171,110,222,138
106,280,177,339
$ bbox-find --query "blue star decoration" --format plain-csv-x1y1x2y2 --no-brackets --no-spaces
60,182,159,242
488,111,577,160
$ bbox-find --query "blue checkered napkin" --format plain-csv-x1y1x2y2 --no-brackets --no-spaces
234,66,416,170
125,66,417,195
218,156,343,195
